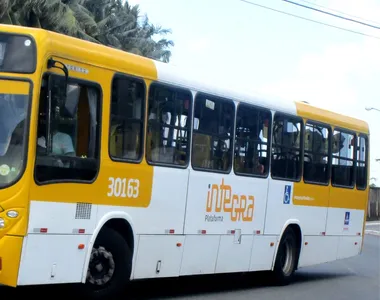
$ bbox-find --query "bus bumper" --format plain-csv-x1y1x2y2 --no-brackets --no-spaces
0,235,23,287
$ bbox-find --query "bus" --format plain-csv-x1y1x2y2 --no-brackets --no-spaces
0,24,370,299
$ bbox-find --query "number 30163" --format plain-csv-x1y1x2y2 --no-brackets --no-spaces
107,177,140,198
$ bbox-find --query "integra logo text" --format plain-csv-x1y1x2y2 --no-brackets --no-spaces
205,179,254,222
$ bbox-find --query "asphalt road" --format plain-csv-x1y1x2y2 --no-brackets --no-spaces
1,227,379,300
366,221,380,236
132,234,380,300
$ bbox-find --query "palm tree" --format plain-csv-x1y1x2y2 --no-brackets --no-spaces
0,0,79,35
0,0,174,63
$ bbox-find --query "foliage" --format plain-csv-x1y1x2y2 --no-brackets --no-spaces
0,0,174,62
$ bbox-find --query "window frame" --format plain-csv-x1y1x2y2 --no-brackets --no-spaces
271,112,304,182
331,127,356,189
108,72,147,164
356,133,368,191
0,76,33,190
303,119,332,186
233,102,272,179
191,92,236,174
34,72,103,186
145,81,193,169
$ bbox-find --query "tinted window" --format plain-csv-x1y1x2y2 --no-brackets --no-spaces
331,130,355,187
35,75,100,183
234,103,271,176
271,114,302,181
303,122,330,184
0,34,36,73
110,75,145,161
356,135,368,190
192,93,235,172
146,83,192,166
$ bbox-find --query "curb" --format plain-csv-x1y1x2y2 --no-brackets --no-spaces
365,230,380,236
366,221,380,225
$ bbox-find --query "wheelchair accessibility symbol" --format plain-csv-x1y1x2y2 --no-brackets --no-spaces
283,185,291,204
344,211,350,225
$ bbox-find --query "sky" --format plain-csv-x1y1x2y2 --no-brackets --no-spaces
127,0,380,185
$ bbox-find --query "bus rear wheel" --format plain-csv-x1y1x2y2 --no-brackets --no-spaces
272,227,298,285
84,227,132,299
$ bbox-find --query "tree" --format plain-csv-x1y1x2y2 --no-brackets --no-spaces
0,0,174,63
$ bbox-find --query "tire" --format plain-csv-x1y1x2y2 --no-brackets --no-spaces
82,227,132,300
272,227,298,286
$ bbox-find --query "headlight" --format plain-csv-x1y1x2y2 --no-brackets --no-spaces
0,218,4,228
6,210,18,218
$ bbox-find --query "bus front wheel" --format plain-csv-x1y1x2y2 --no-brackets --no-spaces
272,227,298,285
84,227,132,299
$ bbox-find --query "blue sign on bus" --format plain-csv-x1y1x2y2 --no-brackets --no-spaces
283,185,291,205
344,211,350,225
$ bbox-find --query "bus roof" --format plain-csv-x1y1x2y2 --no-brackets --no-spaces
294,101,369,134
1,24,369,134
153,60,369,134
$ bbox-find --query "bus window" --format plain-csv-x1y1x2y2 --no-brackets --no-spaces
356,134,368,190
234,103,271,176
110,75,145,162
146,83,192,167
271,114,302,181
0,33,36,73
35,75,100,183
331,130,355,187
192,93,234,173
303,122,330,184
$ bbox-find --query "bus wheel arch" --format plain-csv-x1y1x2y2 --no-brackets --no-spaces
272,221,303,285
104,218,135,256
81,213,136,298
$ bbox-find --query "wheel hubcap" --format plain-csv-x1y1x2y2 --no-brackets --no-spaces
87,246,115,286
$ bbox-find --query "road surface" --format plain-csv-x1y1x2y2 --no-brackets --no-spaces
366,221,380,236
1,223,379,299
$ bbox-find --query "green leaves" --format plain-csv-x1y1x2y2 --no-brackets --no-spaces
0,0,173,63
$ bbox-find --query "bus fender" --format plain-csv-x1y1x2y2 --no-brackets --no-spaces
271,219,303,270
81,211,136,283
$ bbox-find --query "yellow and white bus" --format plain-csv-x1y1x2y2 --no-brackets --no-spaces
0,24,370,299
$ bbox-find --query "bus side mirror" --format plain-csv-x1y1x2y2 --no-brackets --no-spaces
47,58,69,115
48,75,67,118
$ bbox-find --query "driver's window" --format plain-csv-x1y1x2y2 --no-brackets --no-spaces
271,114,303,181
35,74,100,183
191,93,235,173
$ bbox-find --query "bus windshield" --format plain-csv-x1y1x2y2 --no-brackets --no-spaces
0,80,29,188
